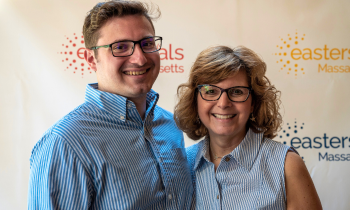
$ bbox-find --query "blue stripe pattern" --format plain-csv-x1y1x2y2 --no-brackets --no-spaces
28,83,193,210
186,129,295,210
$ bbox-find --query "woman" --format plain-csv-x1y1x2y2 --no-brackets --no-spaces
174,46,322,209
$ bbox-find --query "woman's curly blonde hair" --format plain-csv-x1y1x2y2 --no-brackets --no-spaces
174,45,282,140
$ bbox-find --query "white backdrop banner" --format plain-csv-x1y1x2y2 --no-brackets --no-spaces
1,0,349,209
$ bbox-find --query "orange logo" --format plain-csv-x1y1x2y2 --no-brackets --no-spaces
58,33,91,78
274,30,350,77
274,30,306,78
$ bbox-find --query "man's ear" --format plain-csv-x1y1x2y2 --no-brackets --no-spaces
84,49,97,72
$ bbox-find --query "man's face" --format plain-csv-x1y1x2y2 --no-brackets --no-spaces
85,15,160,101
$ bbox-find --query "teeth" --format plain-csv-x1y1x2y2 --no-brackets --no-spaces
125,70,147,75
213,114,234,119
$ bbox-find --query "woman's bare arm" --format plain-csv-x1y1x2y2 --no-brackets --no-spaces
285,151,322,210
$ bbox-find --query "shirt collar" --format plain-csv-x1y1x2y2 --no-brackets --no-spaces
84,83,159,120
193,136,210,171
193,128,263,171
229,129,263,171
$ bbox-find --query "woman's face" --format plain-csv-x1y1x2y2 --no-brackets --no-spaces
197,70,253,142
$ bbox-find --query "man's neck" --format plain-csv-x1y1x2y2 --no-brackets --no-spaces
128,95,147,120
96,84,149,120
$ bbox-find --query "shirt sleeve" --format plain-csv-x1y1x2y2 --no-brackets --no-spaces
28,133,93,210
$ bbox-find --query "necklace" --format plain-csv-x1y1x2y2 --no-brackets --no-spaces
213,153,223,161
209,140,223,161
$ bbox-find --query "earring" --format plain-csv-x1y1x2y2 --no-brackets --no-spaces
250,113,256,122
196,116,201,124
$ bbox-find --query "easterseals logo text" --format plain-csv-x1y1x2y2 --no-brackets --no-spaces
274,30,350,78
278,119,350,162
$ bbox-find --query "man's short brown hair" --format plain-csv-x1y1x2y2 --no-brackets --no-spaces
83,0,160,55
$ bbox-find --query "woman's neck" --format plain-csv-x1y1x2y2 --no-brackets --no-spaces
209,129,248,171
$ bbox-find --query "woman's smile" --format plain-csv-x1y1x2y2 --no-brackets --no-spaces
212,114,236,119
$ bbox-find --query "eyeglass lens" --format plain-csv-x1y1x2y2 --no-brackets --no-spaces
199,85,250,102
111,37,162,57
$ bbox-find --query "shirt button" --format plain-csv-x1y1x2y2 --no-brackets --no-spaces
168,194,172,200
127,103,132,108
217,195,220,199
225,157,230,162
120,115,125,120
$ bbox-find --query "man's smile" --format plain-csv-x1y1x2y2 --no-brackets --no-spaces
123,67,150,75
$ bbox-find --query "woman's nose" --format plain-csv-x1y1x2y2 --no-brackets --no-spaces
217,92,232,109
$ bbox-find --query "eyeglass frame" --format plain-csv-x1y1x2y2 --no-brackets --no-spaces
197,84,252,102
89,36,163,57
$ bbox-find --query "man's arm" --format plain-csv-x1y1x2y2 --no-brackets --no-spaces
28,134,93,210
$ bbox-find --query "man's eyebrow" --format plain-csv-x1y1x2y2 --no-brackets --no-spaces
110,38,131,43
110,36,155,43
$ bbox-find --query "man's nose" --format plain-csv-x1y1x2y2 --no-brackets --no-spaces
129,44,147,66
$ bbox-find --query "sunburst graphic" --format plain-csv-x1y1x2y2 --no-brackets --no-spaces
57,33,92,78
278,119,305,143
278,119,306,161
273,30,306,78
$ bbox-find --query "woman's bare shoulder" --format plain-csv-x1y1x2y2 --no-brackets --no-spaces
284,151,323,210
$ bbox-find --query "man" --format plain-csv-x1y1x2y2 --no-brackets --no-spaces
28,1,193,209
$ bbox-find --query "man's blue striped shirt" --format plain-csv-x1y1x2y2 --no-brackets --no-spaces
28,83,193,210
186,129,296,210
